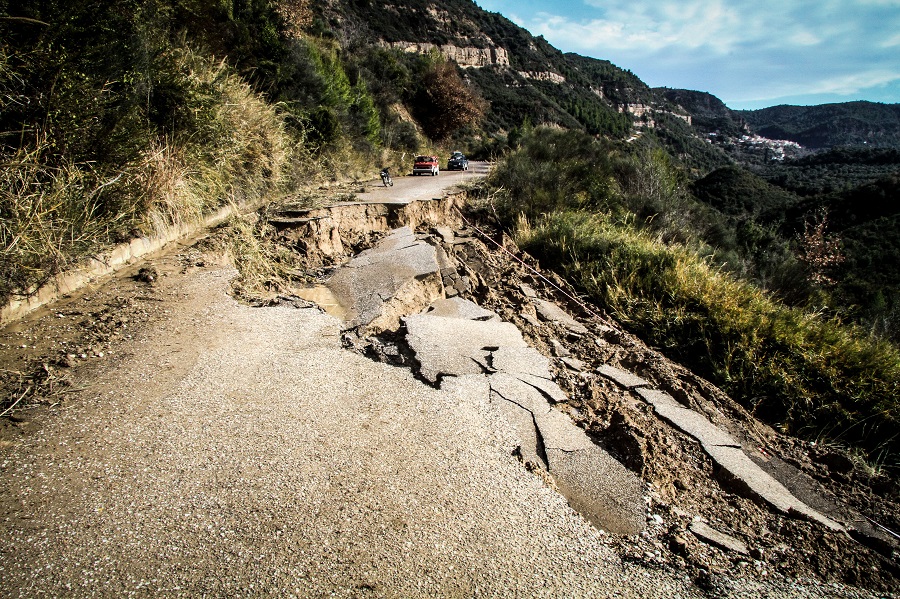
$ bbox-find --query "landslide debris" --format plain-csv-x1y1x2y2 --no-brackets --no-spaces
272,200,899,595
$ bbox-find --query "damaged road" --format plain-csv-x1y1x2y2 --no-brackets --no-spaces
1,190,898,597
292,209,899,595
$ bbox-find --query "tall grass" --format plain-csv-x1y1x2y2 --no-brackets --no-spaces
1,46,293,304
137,47,291,229
516,210,900,468
0,144,135,295
486,127,900,470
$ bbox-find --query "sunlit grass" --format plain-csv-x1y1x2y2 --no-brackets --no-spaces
517,210,900,470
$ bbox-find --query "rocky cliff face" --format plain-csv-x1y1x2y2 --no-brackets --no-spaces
384,41,510,68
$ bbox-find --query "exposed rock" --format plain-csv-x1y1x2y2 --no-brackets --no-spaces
550,339,570,357
385,41,510,68
518,70,566,84
560,357,584,371
518,283,537,298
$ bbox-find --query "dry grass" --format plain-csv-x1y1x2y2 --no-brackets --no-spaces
517,210,900,470
1,46,295,305
0,142,136,297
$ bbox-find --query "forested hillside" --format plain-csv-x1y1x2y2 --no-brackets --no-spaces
739,102,900,149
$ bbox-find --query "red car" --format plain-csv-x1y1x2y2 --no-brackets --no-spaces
413,155,440,176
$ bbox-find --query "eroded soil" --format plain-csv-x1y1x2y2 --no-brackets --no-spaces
1,200,898,596
268,205,900,594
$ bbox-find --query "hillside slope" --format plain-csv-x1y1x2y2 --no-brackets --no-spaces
312,0,708,147
738,101,900,148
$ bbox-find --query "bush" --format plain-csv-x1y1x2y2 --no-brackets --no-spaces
486,127,900,469
487,127,620,219
516,210,900,469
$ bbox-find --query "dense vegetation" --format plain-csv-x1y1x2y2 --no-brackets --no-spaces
485,126,900,470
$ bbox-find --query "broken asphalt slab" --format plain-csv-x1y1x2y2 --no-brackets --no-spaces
635,387,843,532
322,227,443,332
312,229,644,535
405,298,645,535
532,298,589,334
597,364,650,390
404,314,528,384
689,521,749,555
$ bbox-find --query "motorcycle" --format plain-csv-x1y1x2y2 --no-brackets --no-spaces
380,168,393,187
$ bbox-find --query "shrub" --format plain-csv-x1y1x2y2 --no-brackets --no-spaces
516,210,900,468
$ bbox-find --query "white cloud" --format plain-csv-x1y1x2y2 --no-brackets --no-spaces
790,30,822,46
809,70,900,95
882,33,900,47
487,0,900,106
536,0,900,55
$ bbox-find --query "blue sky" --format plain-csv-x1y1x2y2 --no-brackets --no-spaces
475,0,900,109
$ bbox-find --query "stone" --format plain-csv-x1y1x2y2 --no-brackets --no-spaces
519,283,538,298
519,312,541,327
561,357,585,371
670,535,689,556
433,225,455,244
597,364,650,390
550,339,570,357
689,521,749,555
532,299,589,334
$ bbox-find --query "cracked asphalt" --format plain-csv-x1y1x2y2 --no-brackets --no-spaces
0,264,710,598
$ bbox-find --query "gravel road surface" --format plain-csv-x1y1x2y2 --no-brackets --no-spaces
351,162,488,205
